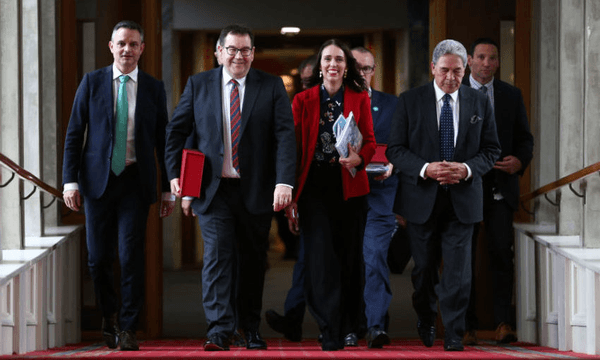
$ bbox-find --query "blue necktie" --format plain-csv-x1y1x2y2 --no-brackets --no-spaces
112,75,129,175
440,93,454,161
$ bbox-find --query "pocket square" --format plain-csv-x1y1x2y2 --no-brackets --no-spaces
470,115,482,124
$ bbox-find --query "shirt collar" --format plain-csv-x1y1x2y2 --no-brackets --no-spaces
113,64,138,82
222,68,247,88
469,74,494,91
320,84,344,104
433,81,458,103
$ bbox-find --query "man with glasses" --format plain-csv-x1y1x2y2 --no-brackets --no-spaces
351,47,399,348
164,24,296,351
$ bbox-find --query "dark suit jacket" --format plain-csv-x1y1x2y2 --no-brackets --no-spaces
368,90,399,215
292,86,376,202
165,66,296,215
62,66,169,204
386,82,501,224
462,77,534,210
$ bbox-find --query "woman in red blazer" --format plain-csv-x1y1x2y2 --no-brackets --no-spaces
286,39,376,351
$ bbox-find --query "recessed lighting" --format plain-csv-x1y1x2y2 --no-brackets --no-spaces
281,27,300,36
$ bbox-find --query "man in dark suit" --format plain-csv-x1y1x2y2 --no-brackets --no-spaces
164,25,296,352
351,46,399,348
462,38,534,345
386,39,501,351
62,20,173,351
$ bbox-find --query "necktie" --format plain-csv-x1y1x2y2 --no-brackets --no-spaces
479,85,487,94
230,79,241,173
440,93,454,162
111,75,129,175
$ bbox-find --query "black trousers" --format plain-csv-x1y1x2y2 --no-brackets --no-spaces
298,164,367,348
407,188,473,342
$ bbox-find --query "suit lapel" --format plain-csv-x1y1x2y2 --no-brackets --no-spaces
370,90,381,129
102,66,115,129
211,68,224,137
240,69,261,139
455,85,473,149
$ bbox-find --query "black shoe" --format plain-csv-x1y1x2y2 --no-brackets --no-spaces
265,309,302,342
245,330,267,350
317,333,323,343
344,333,358,347
119,330,139,351
232,329,246,347
444,338,464,351
101,313,120,349
417,321,436,347
204,333,230,351
366,327,391,349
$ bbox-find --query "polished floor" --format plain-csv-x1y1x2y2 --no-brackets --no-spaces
162,247,419,340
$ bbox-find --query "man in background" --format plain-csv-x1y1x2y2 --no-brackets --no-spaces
462,37,533,345
351,46,398,349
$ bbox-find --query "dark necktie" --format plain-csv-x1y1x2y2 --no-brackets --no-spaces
480,85,487,95
439,93,454,161
230,79,241,173
111,74,129,175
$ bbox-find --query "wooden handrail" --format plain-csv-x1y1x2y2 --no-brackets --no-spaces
0,152,63,201
520,161,600,203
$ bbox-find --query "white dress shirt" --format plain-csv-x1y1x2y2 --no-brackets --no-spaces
221,69,246,178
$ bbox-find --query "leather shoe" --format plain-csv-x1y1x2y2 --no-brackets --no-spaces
496,322,518,344
232,329,246,347
366,327,391,349
317,333,323,343
265,309,302,342
463,329,478,345
417,321,436,347
204,333,230,351
344,333,358,347
245,330,267,350
119,330,139,351
444,338,464,351
101,313,120,349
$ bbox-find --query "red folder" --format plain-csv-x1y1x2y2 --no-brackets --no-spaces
180,149,205,197
372,144,388,163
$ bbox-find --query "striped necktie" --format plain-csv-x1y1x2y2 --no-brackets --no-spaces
230,79,241,173
111,75,129,175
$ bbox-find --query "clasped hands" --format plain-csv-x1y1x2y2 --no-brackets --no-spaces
425,161,468,185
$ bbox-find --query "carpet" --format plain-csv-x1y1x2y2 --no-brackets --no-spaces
2,339,599,359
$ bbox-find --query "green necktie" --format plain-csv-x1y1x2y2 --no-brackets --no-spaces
112,74,129,175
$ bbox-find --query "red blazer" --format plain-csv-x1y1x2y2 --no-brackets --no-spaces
292,85,376,202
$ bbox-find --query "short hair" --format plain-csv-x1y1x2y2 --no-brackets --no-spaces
470,37,499,55
111,20,144,43
298,54,317,74
432,39,467,67
218,24,254,48
306,38,366,93
351,46,373,57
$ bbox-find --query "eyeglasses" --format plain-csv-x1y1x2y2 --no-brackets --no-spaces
358,65,375,74
224,46,253,57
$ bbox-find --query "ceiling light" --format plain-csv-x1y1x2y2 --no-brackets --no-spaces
281,27,300,36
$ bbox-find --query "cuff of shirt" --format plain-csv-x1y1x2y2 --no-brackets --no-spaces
420,163,429,179
63,182,79,194
276,183,294,189
463,163,472,180
182,196,194,201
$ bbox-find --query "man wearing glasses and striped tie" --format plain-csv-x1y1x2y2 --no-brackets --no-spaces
164,24,296,352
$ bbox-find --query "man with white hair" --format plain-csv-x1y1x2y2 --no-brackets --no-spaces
386,39,500,351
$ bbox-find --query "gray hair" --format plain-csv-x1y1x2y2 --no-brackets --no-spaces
432,39,467,67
